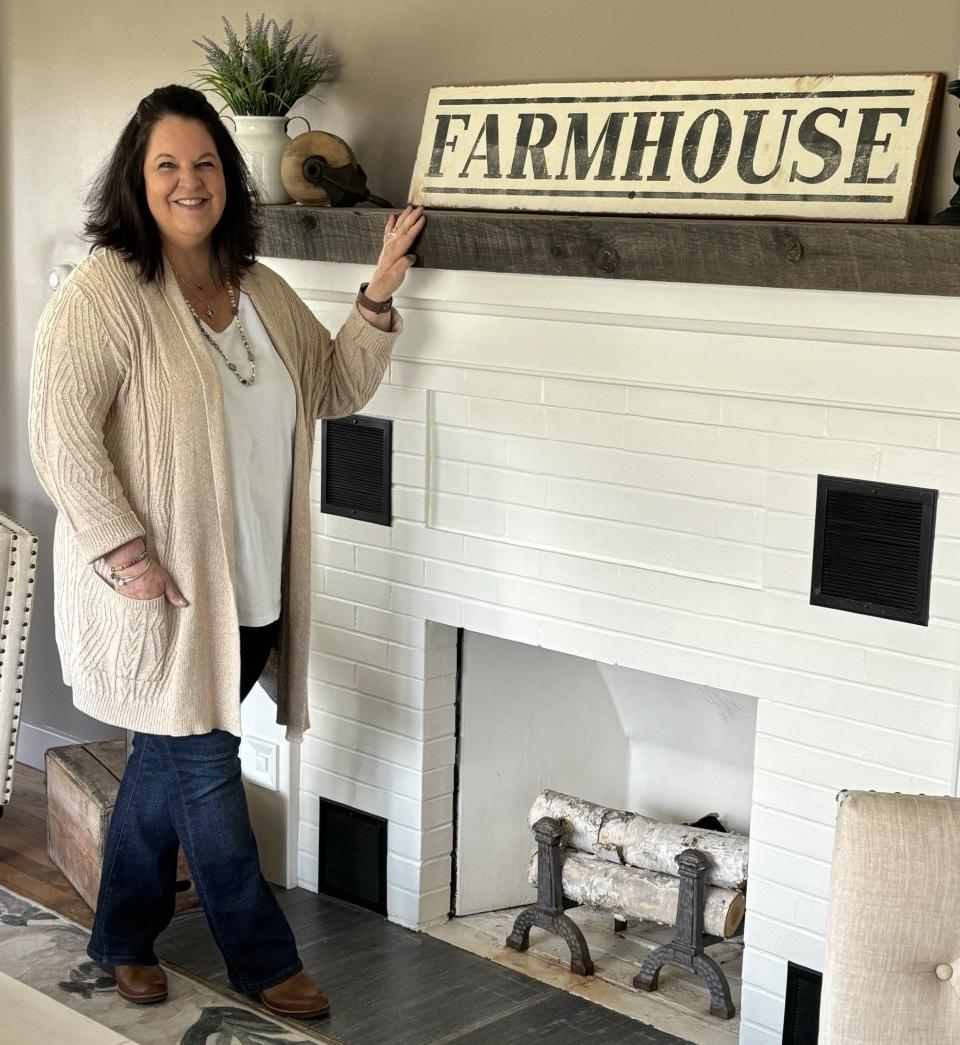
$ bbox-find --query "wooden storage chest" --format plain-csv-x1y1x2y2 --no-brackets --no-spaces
45,739,200,913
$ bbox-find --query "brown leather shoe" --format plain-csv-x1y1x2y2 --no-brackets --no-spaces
113,963,168,1004
258,970,330,1019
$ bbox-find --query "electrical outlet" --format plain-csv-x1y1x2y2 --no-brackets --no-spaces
240,736,279,791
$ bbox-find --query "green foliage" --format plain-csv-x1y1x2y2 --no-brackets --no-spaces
192,14,336,117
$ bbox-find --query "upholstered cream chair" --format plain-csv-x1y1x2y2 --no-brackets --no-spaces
0,510,38,816
819,790,960,1044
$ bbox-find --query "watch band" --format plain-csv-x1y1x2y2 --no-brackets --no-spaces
357,282,393,314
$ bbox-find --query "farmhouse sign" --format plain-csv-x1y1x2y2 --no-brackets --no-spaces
408,75,941,221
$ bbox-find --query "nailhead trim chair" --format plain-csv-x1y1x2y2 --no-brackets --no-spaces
0,511,38,816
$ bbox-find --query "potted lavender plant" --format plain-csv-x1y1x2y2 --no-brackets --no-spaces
193,14,337,203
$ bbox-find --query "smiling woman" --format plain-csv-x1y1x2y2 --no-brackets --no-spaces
28,83,425,1021
83,87,262,290
145,126,226,244
143,120,233,329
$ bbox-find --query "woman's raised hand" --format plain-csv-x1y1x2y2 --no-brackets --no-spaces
364,204,425,303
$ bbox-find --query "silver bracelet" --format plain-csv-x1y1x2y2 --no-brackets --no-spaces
113,557,152,587
107,549,148,576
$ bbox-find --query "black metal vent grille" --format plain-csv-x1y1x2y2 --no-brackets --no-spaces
810,475,936,626
782,962,821,1045
321,415,392,526
318,798,387,915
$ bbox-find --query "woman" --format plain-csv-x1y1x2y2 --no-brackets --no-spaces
28,84,424,1019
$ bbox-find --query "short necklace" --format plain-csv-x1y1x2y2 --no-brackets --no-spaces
182,278,257,386
172,265,219,319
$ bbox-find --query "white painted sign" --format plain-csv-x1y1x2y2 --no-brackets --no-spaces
408,75,942,221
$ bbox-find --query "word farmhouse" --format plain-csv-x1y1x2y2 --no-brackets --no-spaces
409,76,939,220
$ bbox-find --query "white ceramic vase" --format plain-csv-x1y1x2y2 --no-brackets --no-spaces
229,115,292,204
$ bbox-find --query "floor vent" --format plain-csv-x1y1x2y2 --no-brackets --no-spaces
321,415,392,526
810,475,936,626
318,798,388,915
782,962,821,1045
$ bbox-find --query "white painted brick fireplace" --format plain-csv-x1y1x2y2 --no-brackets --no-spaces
264,254,960,1045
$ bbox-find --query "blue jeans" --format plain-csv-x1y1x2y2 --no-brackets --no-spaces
86,620,302,994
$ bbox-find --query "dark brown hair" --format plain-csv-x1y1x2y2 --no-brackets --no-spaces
84,84,260,284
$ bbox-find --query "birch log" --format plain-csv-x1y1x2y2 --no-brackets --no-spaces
529,850,745,939
619,818,748,891
528,789,748,890
527,790,632,853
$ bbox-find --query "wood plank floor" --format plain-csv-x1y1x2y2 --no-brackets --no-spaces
3,762,695,1045
157,890,694,1045
0,763,94,928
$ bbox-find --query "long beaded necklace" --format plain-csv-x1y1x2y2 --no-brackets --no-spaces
181,277,257,387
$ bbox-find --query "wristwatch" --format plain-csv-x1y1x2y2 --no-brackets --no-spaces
357,282,393,314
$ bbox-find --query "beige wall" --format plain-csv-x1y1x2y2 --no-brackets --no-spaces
0,2,14,515
4,0,960,753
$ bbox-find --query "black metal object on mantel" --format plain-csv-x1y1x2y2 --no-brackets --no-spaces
634,849,736,1020
931,80,960,224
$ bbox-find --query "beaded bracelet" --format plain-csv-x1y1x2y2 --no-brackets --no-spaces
107,549,148,576
113,557,152,587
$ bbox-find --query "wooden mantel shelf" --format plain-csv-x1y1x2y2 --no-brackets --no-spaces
259,204,960,298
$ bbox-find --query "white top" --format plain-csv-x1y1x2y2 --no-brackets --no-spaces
201,292,297,627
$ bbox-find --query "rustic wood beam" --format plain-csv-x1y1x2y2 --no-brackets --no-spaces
259,204,960,298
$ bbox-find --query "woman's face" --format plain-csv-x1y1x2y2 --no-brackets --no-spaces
142,116,227,253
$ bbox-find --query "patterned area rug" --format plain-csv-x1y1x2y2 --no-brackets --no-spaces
0,884,337,1044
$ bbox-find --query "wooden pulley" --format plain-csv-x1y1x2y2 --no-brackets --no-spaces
281,131,391,208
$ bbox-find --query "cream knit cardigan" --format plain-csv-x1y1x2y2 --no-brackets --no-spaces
29,250,400,743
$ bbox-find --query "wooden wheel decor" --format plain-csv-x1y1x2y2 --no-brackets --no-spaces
280,131,392,208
